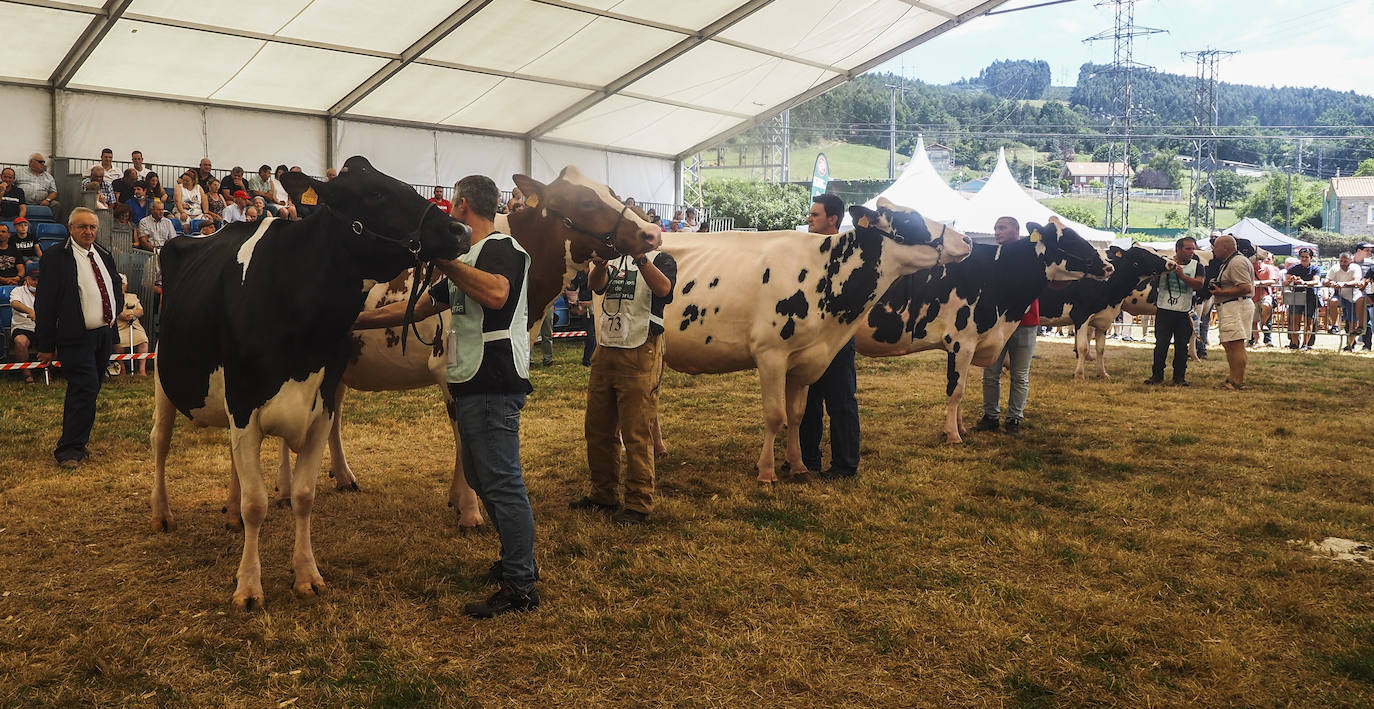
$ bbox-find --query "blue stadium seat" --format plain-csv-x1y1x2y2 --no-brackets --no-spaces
189,218,206,233
172,219,184,235
36,236,65,253
34,223,66,238
0,285,14,344
24,205,55,222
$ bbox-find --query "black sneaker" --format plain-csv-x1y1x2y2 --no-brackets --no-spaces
464,584,540,619
973,415,1000,432
569,496,617,513
477,559,503,586
612,508,647,526
819,467,857,480
1004,418,1024,437
1143,376,1163,385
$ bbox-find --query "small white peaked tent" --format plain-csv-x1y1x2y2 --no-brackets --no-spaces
950,148,1117,245
835,136,967,230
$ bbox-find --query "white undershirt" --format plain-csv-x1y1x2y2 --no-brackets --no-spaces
70,240,118,330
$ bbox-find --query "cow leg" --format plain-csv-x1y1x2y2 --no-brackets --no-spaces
149,375,177,532
328,382,359,492
287,413,331,599
782,377,811,478
226,452,243,531
229,425,269,611
446,399,483,528
274,443,292,508
1072,328,1089,379
755,358,788,485
1095,327,1111,379
944,348,975,444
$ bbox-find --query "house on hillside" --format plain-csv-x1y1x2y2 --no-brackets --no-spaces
1060,161,1134,190
1322,176,1374,238
926,142,953,170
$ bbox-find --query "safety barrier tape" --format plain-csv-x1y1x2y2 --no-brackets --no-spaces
0,353,156,371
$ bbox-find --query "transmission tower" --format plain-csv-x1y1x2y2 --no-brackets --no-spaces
1085,0,1165,234
762,109,791,183
681,154,703,212
1182,48,1236,230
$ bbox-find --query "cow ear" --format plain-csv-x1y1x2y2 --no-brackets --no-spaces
280,171,328,207
512,174,547,210
849,205,879,229
1108,245,1126,260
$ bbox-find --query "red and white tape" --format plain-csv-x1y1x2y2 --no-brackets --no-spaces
534,331,588,343
0,353,156,371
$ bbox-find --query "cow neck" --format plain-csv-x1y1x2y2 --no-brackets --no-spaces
260,219,371,351
318,206,416,282
507,206,580,326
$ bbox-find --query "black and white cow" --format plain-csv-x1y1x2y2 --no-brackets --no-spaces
661,198,972,484
855,219,1108,443
1036,244,1172,378
149,156,470,610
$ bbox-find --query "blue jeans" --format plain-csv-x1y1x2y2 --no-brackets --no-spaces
451,390,537,592
983,325,1036,421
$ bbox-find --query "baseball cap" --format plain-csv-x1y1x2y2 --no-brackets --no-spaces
233,190,250,200
1357,241,1374,250
13,216,27,224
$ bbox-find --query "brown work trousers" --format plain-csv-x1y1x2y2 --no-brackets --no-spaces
585,333,663,514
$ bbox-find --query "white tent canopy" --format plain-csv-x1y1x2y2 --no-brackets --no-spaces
838,134,966,229
950,148,1118,245
1,0,1009,197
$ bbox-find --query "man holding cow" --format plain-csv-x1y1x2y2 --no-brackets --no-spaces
355,175,541,618
974,216,1037,438
1145,236,1204,386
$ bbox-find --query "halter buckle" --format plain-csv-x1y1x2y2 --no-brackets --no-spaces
351,220,364,236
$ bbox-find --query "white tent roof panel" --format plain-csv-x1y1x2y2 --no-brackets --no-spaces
0,5,99,82
5,0,1008,159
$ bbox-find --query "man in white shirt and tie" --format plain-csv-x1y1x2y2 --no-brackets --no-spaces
35,207,122,469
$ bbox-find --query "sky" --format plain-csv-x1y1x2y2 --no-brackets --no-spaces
877,0,1373,97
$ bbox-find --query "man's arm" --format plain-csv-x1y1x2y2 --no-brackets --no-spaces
638,254,673,298
587,257,610,293
1175,263,1204,289
353,293,441,330
11,296,35,319
434,258,509,311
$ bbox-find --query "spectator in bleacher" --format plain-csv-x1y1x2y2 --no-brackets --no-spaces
251,196,272,221
325,168,338,181
249,165,277,208
270,165,297,220
668,219,683,232
125,182,151,223
221,167,250,203
245,205,261,223
289,166,303,173
0,222,25,285
1326,252,1363,352
505,186,525,214
9,267,38,381
195,157,215,191
11,217,39,264
645,207,658,224
205,178,226,223
112,168,140,205
223,190,250,223
80,166,114,210
115,275,149,376
144,172,168,205
174,170,207,232
131,150,150,180
1285,247,1321,350
430,186,452,213
1251,253,1281,347
684,207,699,230
137,200,176,251
198,220,217,235
15,153,58,214
1,166,26,221
98,149,117,186
113,203,136,244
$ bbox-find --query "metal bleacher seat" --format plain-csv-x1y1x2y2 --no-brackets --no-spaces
172,219,184,235
36,235,65,254
24,205,55,223
35,222,66,239
0,284,13,359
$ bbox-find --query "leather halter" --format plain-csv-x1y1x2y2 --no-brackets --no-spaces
545,202,631,253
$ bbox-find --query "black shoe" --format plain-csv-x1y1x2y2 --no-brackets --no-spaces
464,584,540,619
973,415,1000,432
1171,379,1189,387
569,496,617,513
612,508,647,526
819,467,857,480
1288,343,1300,350
541,360,554,367
1004,418,1024,438
1143,376,1163,385
477,559,503,586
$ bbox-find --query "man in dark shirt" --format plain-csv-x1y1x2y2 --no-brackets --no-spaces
0,223,25,285
354,175,538,619
112,168,141,205
1,167,26,221
1285,247,1321,350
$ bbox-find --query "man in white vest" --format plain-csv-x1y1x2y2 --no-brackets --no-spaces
570,229,677,525
354,175,538,618
1145,236,1204,386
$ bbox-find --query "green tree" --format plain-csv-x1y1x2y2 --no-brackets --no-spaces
1354,158,1374,177
701,179,811,232
1234,173,1322,230
1055,204,1099,228
1091,143,1141,170
1145,149,1182,188
1211,170,1248,208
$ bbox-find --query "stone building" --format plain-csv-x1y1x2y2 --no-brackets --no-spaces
1322,176,1374,238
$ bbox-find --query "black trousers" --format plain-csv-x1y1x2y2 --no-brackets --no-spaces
800,338,860,473
1152,309,1193,381
54,326,114,462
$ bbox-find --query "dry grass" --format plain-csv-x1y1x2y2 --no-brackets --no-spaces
2,340,1374,707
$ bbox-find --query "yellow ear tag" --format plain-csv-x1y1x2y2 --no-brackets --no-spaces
1029,229,1041,243
857,216,870,228
525,194,539,208
300,187,318,206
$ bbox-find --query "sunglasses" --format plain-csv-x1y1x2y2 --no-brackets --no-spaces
33,159,45,164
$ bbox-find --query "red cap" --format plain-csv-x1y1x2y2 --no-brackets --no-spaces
233,190,250,200
12,216,27,224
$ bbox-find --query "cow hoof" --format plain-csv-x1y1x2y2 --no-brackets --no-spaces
755,480,776,493
150,514,176,533
337,481,360,493
944,435,964,445
225,516,243,532
231,591,264,612
293,580,327,600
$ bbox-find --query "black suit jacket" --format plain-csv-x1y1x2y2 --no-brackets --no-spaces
34,238,122,353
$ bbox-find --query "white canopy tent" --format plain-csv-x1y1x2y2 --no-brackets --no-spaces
0,0,1009,198
837,134,966,229
950,148,1118,245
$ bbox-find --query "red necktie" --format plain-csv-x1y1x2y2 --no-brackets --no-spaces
88,250,113,325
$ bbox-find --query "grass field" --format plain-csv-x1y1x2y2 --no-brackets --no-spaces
1043,196,1237,231
3,340,1374,705
705,141,902,182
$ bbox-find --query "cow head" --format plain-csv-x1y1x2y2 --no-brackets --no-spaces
1030,218,1108,281
851,198,972,268
1106,244,1172,285
280,156,471,277
512,166,661,261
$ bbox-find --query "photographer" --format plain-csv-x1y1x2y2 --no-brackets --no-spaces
1210,235,1254,390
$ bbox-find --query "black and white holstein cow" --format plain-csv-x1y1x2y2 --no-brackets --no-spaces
277,166,660,527
661,198,972,485
1036,244,1172,379
855,219,1109,443
150,156,470,610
